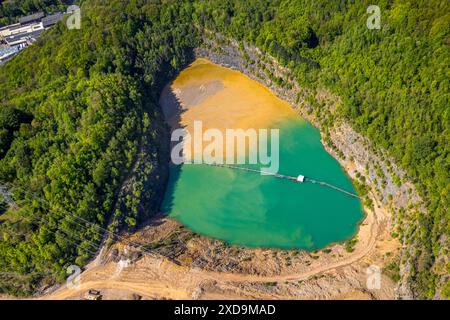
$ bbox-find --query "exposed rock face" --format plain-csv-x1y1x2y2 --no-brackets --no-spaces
194,33,424,299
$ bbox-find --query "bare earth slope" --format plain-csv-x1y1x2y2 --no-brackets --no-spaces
41,182,398,300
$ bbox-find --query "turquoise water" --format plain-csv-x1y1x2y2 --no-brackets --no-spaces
161,117,364,250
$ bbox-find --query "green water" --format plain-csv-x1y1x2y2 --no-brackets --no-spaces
161,117,364,250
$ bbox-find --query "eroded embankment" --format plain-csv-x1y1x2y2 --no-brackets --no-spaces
40,215,397,300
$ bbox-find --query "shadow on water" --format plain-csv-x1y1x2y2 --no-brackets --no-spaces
133,47,197,229
159,163,183,216
155,71,192,220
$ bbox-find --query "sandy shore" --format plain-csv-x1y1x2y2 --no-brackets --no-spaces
163,58,297,130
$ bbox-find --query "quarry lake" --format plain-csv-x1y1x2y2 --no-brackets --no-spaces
159,59,364,250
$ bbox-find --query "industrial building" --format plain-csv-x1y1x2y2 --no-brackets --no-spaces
0,11,66,64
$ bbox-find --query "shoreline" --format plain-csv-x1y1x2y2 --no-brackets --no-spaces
25,35,414,300
160,57,366,252
36,57,400,300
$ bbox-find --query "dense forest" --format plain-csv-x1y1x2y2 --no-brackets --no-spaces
0,0,448,299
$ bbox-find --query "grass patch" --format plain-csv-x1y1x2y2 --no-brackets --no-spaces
345,237,358,253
